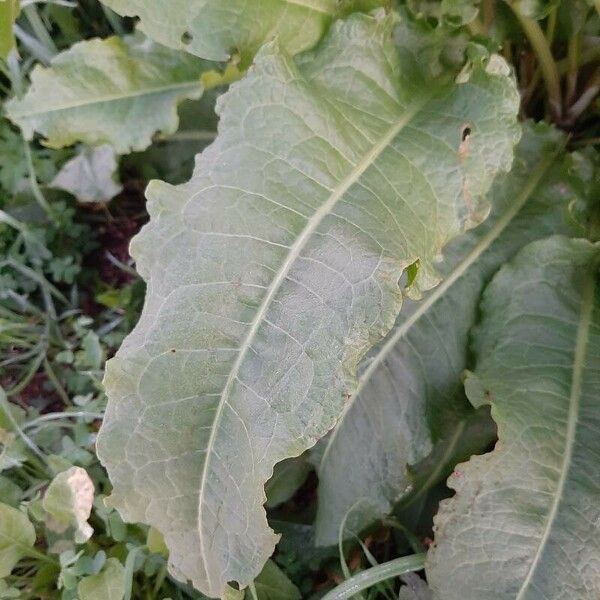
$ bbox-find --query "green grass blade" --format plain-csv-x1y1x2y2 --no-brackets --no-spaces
321,554,426,600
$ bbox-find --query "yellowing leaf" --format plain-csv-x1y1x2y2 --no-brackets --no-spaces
43,466,95,544
97,12,519,597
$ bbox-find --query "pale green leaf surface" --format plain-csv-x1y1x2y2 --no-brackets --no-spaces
314,123,581,545
43,466,95,544
50,144,122,202
98,0,386,64
427,236,600,600
6,35,207,153
77,557,125,600
0,502,35,578
265,456,311,509
96,12,519,597
247,560,301,600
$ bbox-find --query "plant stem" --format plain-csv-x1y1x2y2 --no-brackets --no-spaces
321,554,426,600
23,411,104,430
23,139,57,223
567,68,600,122
508,2,562,120
546,6,557,46
481,0,495,30
565,33,581,106
557,46,600,76
23,544,60,567
23,4,57,56
13,24,54,64
248,582,258,600
5,351,45,396
42,357,70,405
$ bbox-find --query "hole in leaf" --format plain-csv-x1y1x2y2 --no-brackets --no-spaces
459,124,472,159
181,30,193,45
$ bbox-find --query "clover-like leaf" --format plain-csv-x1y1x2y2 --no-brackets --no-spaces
97,12,519,597
6,34,208,153
314,123,584,545
426,235,600,599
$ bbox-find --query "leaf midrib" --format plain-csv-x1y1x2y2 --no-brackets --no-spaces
319,146,560,474
9,80,201,118
515,260,597,600
196,91,433,590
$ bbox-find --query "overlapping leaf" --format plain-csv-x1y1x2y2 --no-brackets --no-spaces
427,235,600,599
314,124,583,545
50,145,122,202
98,0,386,64
96,12,520,597
0,502,35,578
6,34,208,153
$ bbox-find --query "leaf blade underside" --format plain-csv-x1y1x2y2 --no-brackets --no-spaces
97,13,520,597
426,235,600,600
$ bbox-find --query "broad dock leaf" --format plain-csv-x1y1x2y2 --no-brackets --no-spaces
6,35,207,153
314,124,584,545
427,236,600,600
99,0,386,64
97,12,519,597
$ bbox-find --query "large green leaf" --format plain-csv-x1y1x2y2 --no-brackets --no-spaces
6,35,207,153
0,502,36,578
426,235,600,599
98,0,386,64
96,12,519,597
49,145,122,203
314,124,584,545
